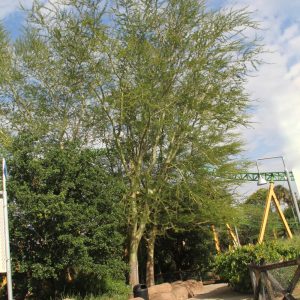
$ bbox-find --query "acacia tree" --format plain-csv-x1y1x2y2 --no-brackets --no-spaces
96,0,261,285
0,0,262,286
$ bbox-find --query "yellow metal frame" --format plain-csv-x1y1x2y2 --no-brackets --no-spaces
211,225,221,254
0,275,6,289
226,223,240,248
258,182,293,244
212,224,240,253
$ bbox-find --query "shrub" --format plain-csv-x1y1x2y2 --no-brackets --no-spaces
8,137,127,299
214,238,300,293
60,279,130,300
100,278,130,297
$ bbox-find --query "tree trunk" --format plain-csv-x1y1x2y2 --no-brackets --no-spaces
129,237,139,287
129,220,146,287
128,185,148,287
146,225,157,287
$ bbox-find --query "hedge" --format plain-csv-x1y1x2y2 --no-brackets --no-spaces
214,238,300,293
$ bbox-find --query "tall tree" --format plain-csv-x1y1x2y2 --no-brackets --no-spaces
0,0,262,286
97,0,261,285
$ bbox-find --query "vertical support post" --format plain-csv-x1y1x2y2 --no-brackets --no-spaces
211,225,221,254
258,183,273,244
2,159,13,300
262,271,275,299
258,182,293,244
234,226,241,246
271,186,293,239
285,168,300,224
226,223,239,248
249,267,257,298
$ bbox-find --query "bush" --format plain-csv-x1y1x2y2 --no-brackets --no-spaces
8,137,127,299
214,238,300,293
100,278,130,297
61,279,130,300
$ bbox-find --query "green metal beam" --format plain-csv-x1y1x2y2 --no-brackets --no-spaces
234,172,294,182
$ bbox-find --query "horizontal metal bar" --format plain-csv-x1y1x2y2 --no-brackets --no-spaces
233,172,294,182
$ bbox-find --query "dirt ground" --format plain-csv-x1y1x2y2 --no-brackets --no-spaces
191,283,253,300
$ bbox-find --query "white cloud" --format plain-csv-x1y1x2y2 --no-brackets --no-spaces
218,0,300,197
0,0,33,19
3,0,300,197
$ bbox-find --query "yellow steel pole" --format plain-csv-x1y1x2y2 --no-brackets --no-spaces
211,225,221,254
258,182,293,244
258,183,273,244
226,223,239,248
271,187,293,239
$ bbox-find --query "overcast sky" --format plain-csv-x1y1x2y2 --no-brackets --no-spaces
2,0,300,197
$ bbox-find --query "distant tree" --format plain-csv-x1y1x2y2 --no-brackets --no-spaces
246,185,291,206
245,188,268,206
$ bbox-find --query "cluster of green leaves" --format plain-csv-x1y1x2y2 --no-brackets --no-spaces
214,239,300,293
153,228,215,280
7,134,127,299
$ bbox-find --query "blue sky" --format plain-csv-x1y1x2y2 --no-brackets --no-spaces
2,0,300,197
3,11,26,40
0,0,30,34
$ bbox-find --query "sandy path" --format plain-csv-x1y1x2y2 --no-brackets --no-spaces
190,283,253,300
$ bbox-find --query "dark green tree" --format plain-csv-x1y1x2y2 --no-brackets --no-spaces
7,134,126,299
151,228,215,282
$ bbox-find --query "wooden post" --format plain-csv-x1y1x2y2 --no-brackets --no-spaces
262,271,275,299
249,257,300,300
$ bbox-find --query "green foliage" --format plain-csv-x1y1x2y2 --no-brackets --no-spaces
8,134,127,299
214,239,300,293
151,228,215,282
61,278,130,300
245,188,268,206
100,278,130,297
